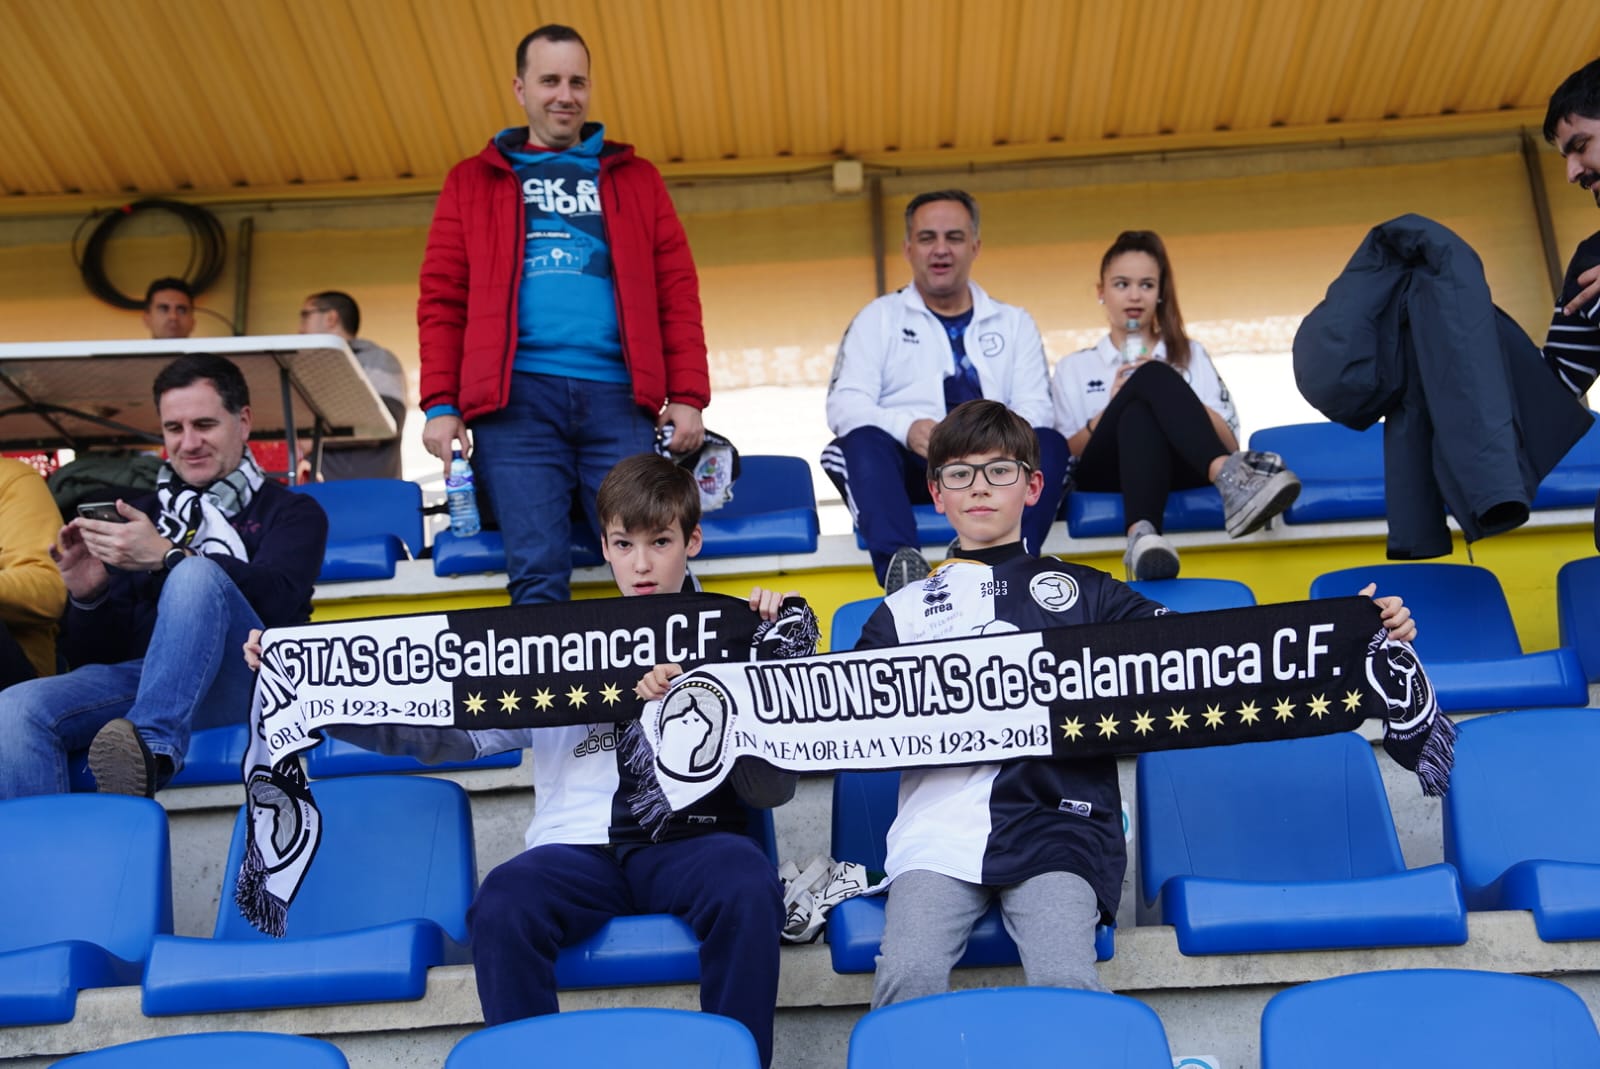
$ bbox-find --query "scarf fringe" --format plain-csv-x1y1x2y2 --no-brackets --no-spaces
621,720,674,841
1415,711,1456,798
234,836,289,938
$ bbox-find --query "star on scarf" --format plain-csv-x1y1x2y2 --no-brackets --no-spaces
600,683,624,706
1308,694,1331,718
498,690,521,713
566,685,589,708
1096,713,1120,738
1236,700,1261,725
1060,717,1084,741
1202,704,1226,729
1131,711,1155,736
1166,708,1191,732
1342,689,1364,712
532,688,555,710
1274,697,1296,722
463,692,486,716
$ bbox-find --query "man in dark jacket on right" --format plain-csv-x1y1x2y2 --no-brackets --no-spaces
417,23,710,606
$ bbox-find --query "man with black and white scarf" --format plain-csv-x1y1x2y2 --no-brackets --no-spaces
0,354,327,798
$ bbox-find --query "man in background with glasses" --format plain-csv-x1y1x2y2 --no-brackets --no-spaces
822,189,1067,594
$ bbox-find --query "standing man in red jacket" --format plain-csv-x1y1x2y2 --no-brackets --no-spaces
418,23,710,604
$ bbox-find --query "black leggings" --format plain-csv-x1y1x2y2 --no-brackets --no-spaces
1073,360,1230,531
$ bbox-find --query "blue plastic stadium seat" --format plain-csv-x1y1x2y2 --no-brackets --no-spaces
1249,422,1386,524
55,1031,350,1068
1556,557,1600,683
1138,734,1466,955
0,795,172,1026
445,1007,761,1068
1261,968,1600,1068
432,528,603,577
553,808,777,988
700,455,820,558
826,771,1113,973
70,723,249,792
141,776,474,1014
294,479,423,582
1128,577,1256,612
1065,485,1223,538
1533,414,1600,510
1310,563,1588,713
848,987,1173,1068
853,504,956,551
1444,709,1600,940
831,597,884,652
304,732,521,777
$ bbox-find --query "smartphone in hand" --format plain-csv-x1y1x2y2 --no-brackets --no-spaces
76,502,128,524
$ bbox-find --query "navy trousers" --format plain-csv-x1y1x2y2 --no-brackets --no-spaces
824,424,1070,580
467,832,783,1066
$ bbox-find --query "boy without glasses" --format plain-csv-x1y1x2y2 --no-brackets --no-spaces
247,454,807,1067
854,399,1416,1004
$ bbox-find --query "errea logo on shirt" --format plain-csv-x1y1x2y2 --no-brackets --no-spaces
1058,798,1092,817
901,327,919,343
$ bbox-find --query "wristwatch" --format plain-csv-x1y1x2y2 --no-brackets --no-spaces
162,544,190,572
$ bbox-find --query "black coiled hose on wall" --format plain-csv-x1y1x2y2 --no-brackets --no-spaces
73,198,227,309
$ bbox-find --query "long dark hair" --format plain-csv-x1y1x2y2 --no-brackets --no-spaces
1098,230,1190,370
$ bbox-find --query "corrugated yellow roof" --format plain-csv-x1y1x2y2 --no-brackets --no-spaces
0,0,1596,207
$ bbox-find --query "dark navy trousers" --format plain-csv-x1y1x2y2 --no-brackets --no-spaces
825,424,1070,580
467,832,783,1066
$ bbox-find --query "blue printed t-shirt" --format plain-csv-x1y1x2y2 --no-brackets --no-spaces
501,125,627,384
934,307,979,411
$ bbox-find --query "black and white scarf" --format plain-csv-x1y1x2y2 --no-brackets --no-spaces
236,594,1449,934
155,450,265,560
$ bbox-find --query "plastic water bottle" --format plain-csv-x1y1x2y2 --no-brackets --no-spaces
1121,319,1146,364
446,451,480,537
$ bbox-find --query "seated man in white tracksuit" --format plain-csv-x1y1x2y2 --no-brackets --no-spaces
821,189,1067,593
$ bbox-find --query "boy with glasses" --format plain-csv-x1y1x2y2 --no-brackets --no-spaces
853,399,1416,1004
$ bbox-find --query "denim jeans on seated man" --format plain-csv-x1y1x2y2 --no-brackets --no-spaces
0,558,261,798
469,372,657,605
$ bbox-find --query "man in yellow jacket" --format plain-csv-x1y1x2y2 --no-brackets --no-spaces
0,458,66,690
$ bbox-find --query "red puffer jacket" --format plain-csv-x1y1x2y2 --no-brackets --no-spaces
417,129,709,422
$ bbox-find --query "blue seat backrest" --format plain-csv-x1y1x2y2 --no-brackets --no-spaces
0,794,172,962
847,987,1173,1068
56,1031,351,1068
1250,422,1384,482
1128,578,1256,612
1261,968,1600,1067
1444,709,1600,888
717,455,816,515
1557,557,1600,682
1137,734,1405,906
830,598,884,652
1534,413,1600,509
212,776,475,944
445,1007,761,1068
831,771,902,872
294,479,424,557
1309,562,1522,662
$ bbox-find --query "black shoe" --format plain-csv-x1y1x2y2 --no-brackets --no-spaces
88,718,161,798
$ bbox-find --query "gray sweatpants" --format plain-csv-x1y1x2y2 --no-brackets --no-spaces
871,868,1106,1008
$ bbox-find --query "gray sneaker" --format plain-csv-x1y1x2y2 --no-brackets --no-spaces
884,546,931,594
1216,450,1301,537
1124,519,1180,581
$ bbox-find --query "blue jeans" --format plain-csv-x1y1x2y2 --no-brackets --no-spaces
470,373,657,604
0,557,263,798
468,834,783,1067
